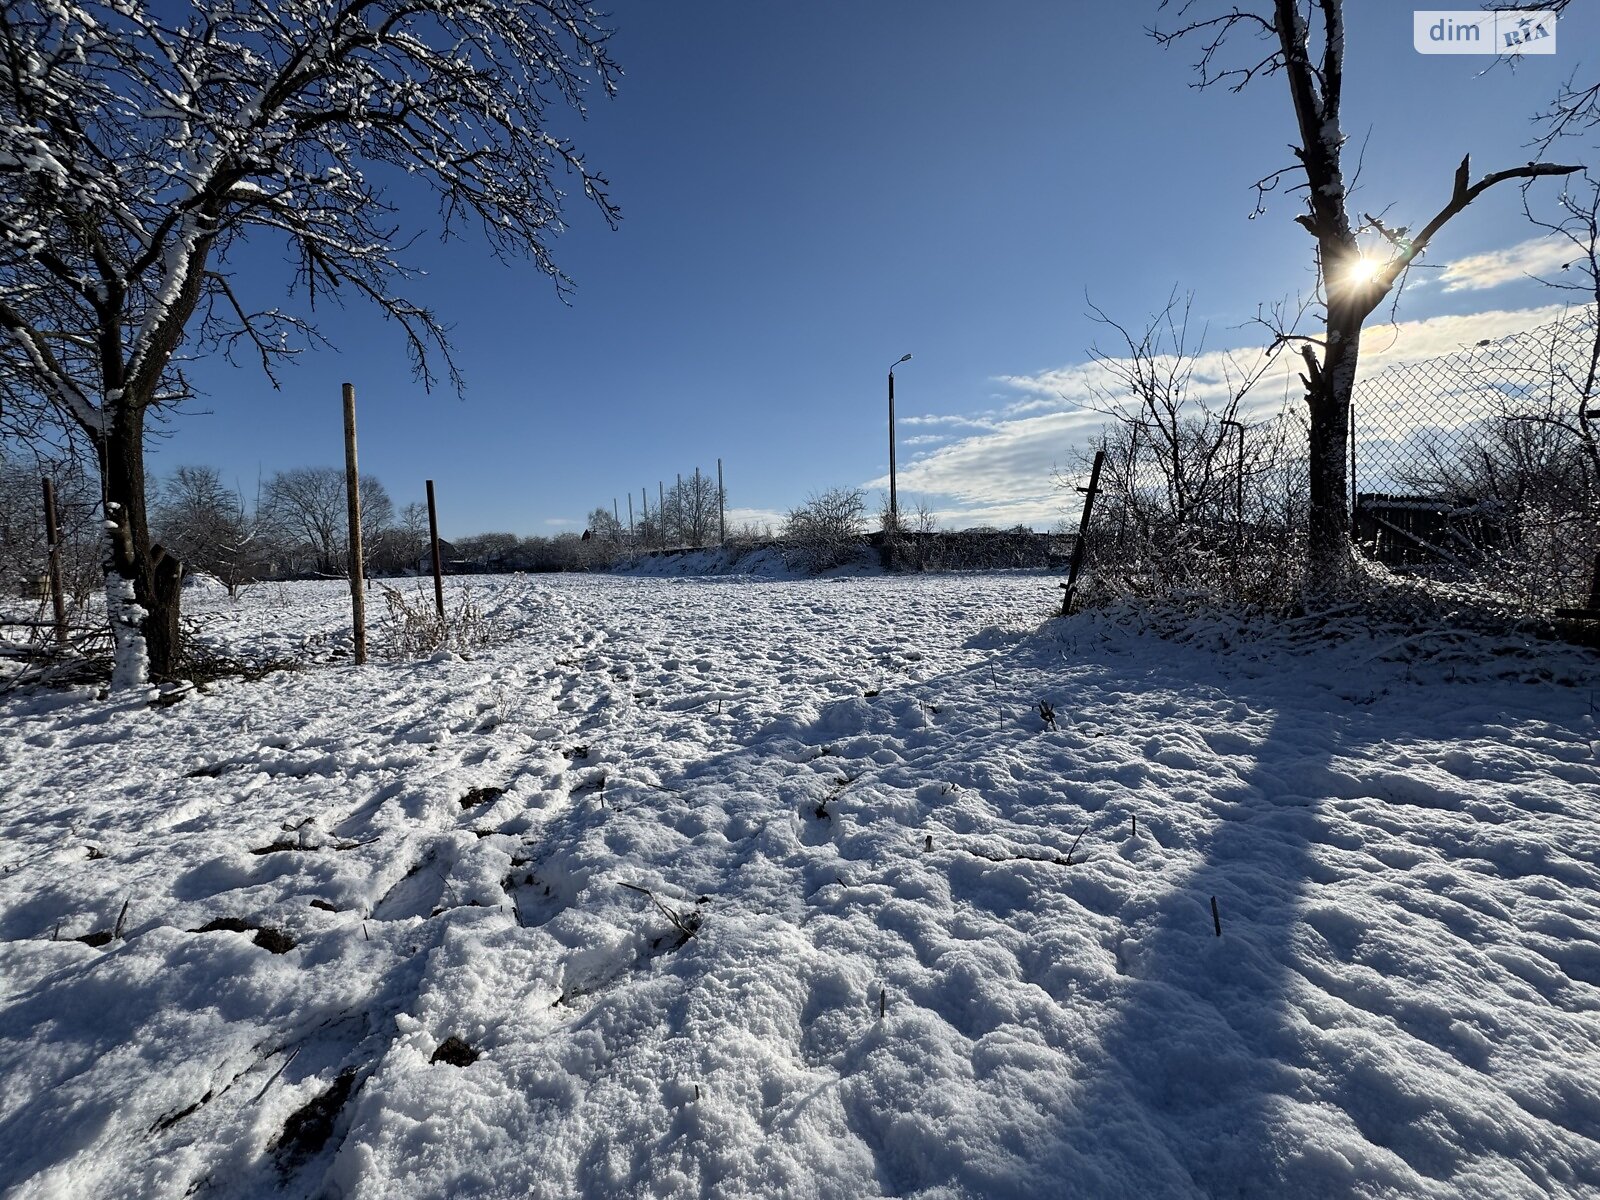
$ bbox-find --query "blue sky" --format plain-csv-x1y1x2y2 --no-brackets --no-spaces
159,1,1600,538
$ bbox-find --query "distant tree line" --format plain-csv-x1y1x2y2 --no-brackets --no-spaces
0,458,432,600
0,449,1064,605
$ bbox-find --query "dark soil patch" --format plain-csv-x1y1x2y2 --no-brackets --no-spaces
272,1067,358,1171
191,917,296,954
460,786,505,810
251,839,361,855
430,1036,479,1067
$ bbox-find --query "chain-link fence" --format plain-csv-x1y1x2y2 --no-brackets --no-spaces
1352,310,1600,619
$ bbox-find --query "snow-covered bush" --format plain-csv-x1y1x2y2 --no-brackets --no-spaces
1059,292,1311,615
781,488,869,574
378,582,494,660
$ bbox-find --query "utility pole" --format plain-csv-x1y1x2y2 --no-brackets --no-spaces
884,353,912,569
888,353,912,532
717,458,725,545
341,382,367,665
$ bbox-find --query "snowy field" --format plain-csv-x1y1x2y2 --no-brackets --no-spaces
1,572,1599,1199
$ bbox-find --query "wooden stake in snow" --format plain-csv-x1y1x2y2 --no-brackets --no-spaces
1211,895,1222,938
342,383,367,665
426,479,445,619
878,987,886,1019
1060,448,1105,616
40,477,67,647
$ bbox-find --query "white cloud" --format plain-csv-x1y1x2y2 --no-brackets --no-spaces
544,517,579,527
724,506,787,532
874,303,1570,530
1439,236,1583,292
899,413,1001,430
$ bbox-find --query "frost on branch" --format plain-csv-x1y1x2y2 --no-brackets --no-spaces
0,0,621,680
0,0,620,410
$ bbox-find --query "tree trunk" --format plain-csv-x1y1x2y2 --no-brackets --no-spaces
1304,301,1363,605
99,403,183,686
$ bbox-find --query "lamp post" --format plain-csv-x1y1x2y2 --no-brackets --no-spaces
888,353,912,531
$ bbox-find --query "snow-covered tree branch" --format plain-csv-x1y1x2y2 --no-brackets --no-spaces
0,0,621,686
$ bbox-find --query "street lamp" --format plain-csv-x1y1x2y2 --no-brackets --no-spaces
888,353,912,531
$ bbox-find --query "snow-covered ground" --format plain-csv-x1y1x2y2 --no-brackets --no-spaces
1,572,1598,1199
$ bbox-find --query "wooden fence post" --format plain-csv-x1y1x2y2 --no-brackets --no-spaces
342,383,367,665
426,478,445,619
41,477,67,647
1060,448,1105,616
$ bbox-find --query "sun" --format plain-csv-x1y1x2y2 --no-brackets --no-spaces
1344,252,1383,288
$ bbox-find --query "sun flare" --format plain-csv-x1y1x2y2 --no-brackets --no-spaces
1345,252,1383,287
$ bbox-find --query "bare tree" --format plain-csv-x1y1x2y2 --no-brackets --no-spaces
633,511,663,550
1489,1,1596,152
454,532,521,569
151,465,267,596
662,470,718,548
262,467,391,577
1055,292,1303,607
1153,0,1581,600
1079,292,1274,532
783,487,868,573
1522,178,1600,488
0,0,620,684
371,500,432,575
1398,176,1600,605
586,506,625,545
0,447,100,606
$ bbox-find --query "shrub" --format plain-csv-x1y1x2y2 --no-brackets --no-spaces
378,580,493,659
781,488,868,573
